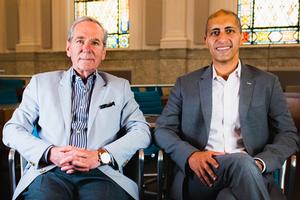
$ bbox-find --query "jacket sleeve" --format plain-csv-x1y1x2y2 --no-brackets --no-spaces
104,80,151,169
154,78,199,174
2,76,53,169
255,76,299,172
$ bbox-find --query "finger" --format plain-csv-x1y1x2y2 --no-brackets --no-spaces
199,168,212,187
73,151,89,158
73,166,90,172
66,149,88,158
61,146,74,152
71,160,89,168
211,151,225,156
60,156,74,166
193,168,201,179
204,163,217,181
207,157,220,169
197,173,206,186
66,169,75,174
61,164,74,171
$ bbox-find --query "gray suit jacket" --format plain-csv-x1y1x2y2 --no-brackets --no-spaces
154,64,299,200
3,68,151,200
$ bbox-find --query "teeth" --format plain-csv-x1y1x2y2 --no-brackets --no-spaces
216,46,230,50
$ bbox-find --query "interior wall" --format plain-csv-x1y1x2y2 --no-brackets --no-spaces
0,0,241,52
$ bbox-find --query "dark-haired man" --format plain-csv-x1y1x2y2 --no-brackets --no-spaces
154,9,299,200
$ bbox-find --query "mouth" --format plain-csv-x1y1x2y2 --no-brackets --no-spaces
215,45,231,51
79,58,94,61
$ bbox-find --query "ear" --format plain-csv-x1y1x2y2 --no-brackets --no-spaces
101,48,106,61
66,41,71,57
240,32,244,45
204,36,208,47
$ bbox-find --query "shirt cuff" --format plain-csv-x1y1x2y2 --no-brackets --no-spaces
43,145,54,164
104,149,119,170
254,157,266,173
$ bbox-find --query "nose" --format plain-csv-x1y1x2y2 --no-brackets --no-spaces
217,31,228,41
82,42,92,52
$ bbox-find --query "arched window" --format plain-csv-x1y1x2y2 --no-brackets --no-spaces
238,0,299,44
75,0,129,48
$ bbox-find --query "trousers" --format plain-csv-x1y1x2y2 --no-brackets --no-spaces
19,167,132,200
184,153,285,200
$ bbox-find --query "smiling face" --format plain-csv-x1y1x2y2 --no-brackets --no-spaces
66,21,106,79
205,11,243,67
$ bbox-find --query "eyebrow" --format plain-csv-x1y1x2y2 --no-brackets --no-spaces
225,26,235,29
74,36,102,43
209,27,220,32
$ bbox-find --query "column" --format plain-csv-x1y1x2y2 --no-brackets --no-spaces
16,0,41,52
160,0,189,48
52,0,71,51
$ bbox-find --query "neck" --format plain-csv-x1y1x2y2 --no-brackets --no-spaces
213,59,239,80
73,68,95,84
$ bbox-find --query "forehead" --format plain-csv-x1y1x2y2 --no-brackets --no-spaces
207,14,239,30
73,21,104,38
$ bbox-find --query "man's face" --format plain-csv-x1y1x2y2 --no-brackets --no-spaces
66,21,106,78
205,14,243,65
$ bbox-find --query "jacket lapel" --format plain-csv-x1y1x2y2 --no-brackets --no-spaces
87,72,107,135
239,64,255,126
58,68,73,142
199,66,213,136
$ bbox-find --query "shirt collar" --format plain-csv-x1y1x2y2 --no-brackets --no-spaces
212,60,241,80
71,68,97,84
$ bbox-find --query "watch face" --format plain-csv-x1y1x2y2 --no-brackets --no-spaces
100,152,111,164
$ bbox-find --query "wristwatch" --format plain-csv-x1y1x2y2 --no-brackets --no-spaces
98,149,111,165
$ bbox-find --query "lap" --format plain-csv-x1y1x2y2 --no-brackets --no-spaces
184,153,277,200
20,168,131,200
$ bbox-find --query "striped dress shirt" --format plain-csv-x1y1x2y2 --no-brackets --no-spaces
69,70,96,148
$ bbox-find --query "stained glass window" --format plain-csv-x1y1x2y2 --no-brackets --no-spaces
74,0,129,48
238,0,300,44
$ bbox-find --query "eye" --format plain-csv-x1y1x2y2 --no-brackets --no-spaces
91,41,101,46
210,30,220,36
225,29,235,34
76,39,84,45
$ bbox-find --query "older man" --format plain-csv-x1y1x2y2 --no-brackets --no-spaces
3,17,150,200
154,9,299,200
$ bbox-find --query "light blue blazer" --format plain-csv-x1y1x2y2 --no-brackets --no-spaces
3,68,151,200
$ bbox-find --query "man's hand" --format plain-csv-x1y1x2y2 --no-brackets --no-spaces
188,151,225,187
49,146,100,174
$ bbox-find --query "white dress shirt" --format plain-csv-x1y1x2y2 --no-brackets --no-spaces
205,61,246,153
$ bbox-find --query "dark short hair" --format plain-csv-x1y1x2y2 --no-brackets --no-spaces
67,16,108,47
205,9,242,36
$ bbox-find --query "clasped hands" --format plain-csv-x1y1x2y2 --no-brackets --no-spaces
49,146,100,174
188,151,263,187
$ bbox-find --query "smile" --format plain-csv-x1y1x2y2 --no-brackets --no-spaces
216,46,231,51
